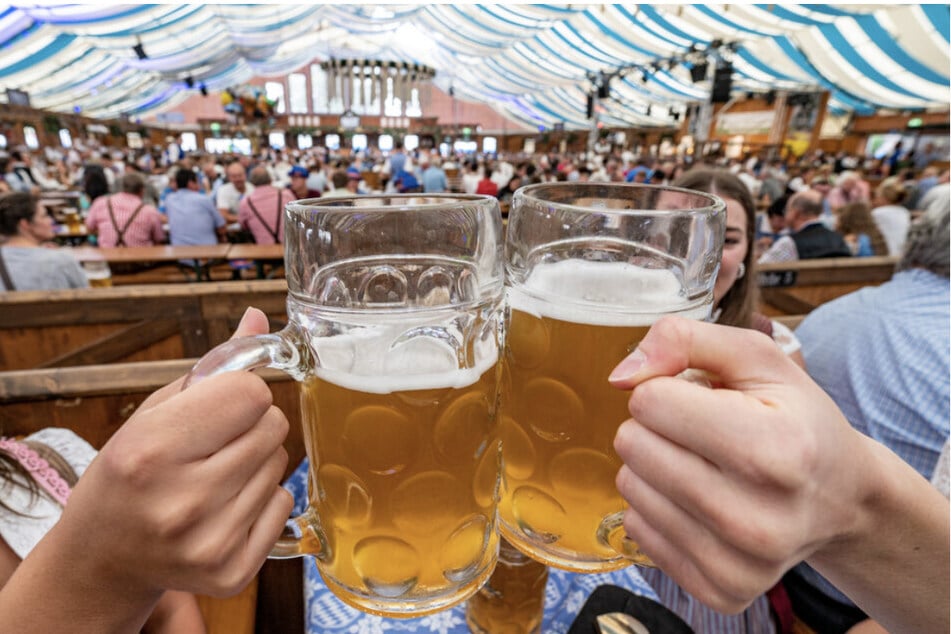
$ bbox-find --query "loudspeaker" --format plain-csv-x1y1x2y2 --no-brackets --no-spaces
597,80,611,100
586,93,594,119
690,60,708,83
710,61,733,103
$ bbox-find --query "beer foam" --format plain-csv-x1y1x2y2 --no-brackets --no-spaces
311,325,498,394
509,260,709,326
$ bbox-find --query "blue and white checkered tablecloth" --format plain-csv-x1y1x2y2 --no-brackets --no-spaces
284,459,658,633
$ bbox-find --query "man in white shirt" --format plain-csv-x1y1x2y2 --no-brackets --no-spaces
215,161,254,223
917,169,950,216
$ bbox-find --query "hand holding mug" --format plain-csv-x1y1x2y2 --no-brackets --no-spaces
610,316,950,634
63,307,292,598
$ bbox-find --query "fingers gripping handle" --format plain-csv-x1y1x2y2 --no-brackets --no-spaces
183,328,323,559
184,330,308,389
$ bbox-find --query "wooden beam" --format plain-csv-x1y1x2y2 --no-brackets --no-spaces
0,360,293,402
37,319,182,368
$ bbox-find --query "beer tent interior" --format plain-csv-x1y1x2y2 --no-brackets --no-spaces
0,4,947,128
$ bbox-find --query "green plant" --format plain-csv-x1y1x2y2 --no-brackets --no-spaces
42,114,62,133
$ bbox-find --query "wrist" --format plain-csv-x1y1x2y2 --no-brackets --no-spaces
38,519,164,631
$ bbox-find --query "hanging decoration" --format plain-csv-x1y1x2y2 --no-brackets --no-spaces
220,84,278,119
319,59,435,116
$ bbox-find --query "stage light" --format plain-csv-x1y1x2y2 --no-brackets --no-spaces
199,83,208,96
132,42,148,60
184,76,194,89
690,61,708,83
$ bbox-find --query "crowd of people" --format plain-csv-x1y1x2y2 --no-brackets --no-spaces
2,136,947,262
0,133,948,634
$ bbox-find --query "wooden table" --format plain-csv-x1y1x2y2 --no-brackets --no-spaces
70,245,232,263
226,244,284,278
69,245,233,281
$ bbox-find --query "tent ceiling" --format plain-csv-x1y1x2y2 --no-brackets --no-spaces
0,4,948,129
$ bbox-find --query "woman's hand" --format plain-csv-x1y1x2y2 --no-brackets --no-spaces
64,307,293,598
609,316,870,612
609,316,949,634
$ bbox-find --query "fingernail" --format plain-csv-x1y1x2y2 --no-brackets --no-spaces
609,348,647,382
237,306,254,329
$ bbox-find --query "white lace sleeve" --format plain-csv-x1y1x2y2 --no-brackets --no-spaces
0,428,98,559
770,319,802,356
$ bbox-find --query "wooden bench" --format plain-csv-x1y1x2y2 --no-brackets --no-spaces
757,256,897,316
0,280,288,371
0,359,306,634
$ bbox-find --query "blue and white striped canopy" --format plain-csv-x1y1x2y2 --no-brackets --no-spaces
0,4,947,128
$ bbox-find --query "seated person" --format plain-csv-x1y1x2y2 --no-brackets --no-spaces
85,172,166,247
0,192,88,291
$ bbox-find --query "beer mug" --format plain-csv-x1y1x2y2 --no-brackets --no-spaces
499,183,725,572
82,260,112,287
187,195,506,617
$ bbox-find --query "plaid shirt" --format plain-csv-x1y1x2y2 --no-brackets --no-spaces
792,268,950,606
238,185,293,245
86,192,166,247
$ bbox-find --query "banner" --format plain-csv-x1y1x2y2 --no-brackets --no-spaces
714,110,775,136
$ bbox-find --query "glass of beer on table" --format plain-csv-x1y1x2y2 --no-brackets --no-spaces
499,182,725,572
82,259,112,287
187,194,506,617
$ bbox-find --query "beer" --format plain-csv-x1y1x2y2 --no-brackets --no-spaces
466,537,548,634
299,336,501,617
64,210,83,232
82,261,112,288
499,260,709,572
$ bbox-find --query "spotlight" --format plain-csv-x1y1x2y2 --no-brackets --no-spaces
132,42,148,60
690,61,708,83
646,104,652,117
184,76,195,89
641,71,649,83
199,83,208,96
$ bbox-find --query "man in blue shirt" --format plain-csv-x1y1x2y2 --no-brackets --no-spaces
421,158,448,193
165,168,226,247
784,206,950,633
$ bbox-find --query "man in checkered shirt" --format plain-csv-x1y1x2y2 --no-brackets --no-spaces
85,171,165,247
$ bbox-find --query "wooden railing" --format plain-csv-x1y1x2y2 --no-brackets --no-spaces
757,256,897,316
0,279,288,371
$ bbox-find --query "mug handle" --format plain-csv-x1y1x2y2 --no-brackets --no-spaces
183,325,324,560
598,368,714,567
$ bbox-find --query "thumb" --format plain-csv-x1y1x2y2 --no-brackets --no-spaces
142,307,271,408
231,306,270,339
607,316,787,390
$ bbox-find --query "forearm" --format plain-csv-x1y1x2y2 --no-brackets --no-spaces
808,435,950,634
142,590,206,634
0,520,162,634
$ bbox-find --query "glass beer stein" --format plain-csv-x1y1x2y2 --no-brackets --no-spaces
498,183,725,572
188,195,505,617
465,537,548,634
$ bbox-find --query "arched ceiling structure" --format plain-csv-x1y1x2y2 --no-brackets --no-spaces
0,4,948,129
